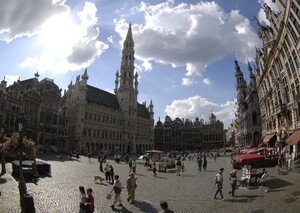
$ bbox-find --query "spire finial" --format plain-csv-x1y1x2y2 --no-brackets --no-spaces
34,71,40,78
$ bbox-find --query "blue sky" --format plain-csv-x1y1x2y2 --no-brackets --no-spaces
0,0,277,128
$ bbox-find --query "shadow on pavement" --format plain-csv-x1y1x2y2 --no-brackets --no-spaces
135,173,146,177
133,200,158,213
155,176,168,179
111,206,133,213
182,174,195,178
0,178,7,184
267,178,293,189
206,170,218,172
266,189,286,193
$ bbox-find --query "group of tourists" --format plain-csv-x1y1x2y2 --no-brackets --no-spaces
197,154,208,171
213,167,269,200
104,164,115,184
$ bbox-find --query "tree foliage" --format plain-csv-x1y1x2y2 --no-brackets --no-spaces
3,132,36,159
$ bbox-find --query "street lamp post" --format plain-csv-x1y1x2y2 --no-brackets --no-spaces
18,114,27,213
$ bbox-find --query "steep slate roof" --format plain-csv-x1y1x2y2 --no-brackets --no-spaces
137,103,150,118
86,85,120,110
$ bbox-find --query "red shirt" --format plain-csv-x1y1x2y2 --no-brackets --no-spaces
86,194,94,212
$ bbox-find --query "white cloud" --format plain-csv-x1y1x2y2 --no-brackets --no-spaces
182,78,193,86
0,1,108,74
115,1,261,76
0,0,69,42
4,75,19,86
107,35,114,44
203,78,211,85
257,0,279,25
165,95,237,127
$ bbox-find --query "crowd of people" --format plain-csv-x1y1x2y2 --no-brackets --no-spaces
77,150,272,212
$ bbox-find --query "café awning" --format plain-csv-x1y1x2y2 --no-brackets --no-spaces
263,133,276,143
286,129,300,145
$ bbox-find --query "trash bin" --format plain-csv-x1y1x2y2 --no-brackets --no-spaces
23,193,35,213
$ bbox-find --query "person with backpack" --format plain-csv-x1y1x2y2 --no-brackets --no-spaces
110,175,124,209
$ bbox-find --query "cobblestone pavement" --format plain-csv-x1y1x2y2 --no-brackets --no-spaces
1,154,300,213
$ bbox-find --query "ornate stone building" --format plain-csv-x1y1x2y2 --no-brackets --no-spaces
1,77,42,142
0,76,67,152
38,78,68,152
225,124,236,147
235,60,261,147
154,114,224,151
64,24,154,154
255,1,300,159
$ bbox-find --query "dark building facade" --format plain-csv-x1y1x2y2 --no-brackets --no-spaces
155,114,224,151
0,76,67,152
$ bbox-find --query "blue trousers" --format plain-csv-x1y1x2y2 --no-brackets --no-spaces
214,186,224,198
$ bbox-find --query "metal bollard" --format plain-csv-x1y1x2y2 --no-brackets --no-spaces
23,193,35,213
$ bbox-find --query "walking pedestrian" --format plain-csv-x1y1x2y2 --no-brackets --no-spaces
132,160,137,174
213,168,224,200
181,163,185,175
104,164,111,182
109,165,115,184
32,159,39,182
176,160,182,176
99,159,103,172
126,172,137,203
159,200,174,213
88,153,92,162
288,154,292,171
110,175,124,209
259,169,269,192
79,186,87,213
228,170,237,197
153,163,157,177
129,160,133,173
85,188,94,213
203,156,207,171
213,153,217,162
197,157,202,171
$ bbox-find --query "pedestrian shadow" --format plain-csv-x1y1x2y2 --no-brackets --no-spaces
224,195,263,203
133,200,159,213
266,189,286,193
206,170,218,172
94,182,109,186
135,173,146,177
267,178,293,189
155,176,168,179
111,206,133,213
0,178,7,184
182,174,195,178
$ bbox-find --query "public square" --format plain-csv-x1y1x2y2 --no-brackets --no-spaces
1,154,300,213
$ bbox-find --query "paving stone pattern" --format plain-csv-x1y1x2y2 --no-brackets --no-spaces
1,154,300,213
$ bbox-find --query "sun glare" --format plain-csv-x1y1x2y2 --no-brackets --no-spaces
40,14,81,55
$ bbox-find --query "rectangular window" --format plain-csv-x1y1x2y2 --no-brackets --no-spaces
287,22,298,43
292,50,299,68
285,62,292,78
288,56,297,76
